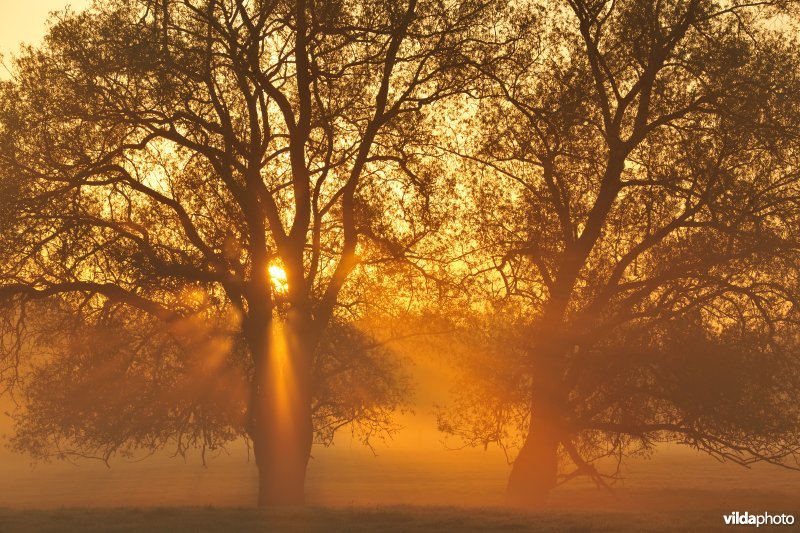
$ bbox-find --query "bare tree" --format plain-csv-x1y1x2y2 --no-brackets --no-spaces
439,0,800,506
0,0,496,505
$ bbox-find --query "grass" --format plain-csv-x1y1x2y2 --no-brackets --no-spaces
0,506,741,532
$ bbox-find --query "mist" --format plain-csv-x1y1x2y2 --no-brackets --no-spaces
3,348,798,511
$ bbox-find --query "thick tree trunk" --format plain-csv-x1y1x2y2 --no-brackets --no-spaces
507,348,566,508
506,408,562,507
247,313,315,506
506,306,573,508
251,395,313,506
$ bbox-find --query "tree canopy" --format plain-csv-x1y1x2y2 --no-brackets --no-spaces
437,0,800,504
0,0,500,505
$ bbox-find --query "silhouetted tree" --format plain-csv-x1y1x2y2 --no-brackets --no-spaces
438,0,800,506
0,0,496,505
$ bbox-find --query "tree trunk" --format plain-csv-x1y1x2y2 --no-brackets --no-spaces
507,316,570,507
251,396,313,506
247,314,315,506
507,352,565,508
506,408,562,507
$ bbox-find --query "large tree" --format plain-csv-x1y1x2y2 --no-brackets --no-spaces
0,0,495,505
439,0,800,506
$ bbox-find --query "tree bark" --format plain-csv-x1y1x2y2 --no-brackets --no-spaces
506,404,562,507
251,395,313,506
507,347,566,507
246,312,315,506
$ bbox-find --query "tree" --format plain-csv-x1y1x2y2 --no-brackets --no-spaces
438,0,800,506
0,0,496,505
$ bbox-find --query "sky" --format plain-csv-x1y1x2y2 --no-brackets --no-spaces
0,0,91,71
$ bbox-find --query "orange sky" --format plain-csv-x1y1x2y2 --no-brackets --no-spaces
0,1,91,68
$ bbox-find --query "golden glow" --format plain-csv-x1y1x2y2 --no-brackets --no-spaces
0,1,92,76
268,264,289,294
268,320,293,418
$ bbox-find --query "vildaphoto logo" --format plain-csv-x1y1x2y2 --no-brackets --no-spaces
723,512,795,527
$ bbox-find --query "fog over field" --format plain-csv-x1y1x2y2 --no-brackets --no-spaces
3,355,799,511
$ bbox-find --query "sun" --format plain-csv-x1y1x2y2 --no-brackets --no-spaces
268,263,289,294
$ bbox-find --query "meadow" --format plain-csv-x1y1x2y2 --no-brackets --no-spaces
0,505,750,533
2,445,798,532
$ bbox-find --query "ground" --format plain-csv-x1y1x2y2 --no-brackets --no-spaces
2,436,798,531
0,506,757,533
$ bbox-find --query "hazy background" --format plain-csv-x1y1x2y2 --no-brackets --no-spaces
3,344,799,510
0,0,799,513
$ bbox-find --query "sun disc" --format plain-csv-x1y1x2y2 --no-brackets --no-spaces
268,264,289,293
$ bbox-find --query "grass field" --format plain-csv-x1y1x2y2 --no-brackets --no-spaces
0,506,746,533
2,436,798,531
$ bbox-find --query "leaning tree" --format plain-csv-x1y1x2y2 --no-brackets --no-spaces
0,0,498,505
438,0,800,506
